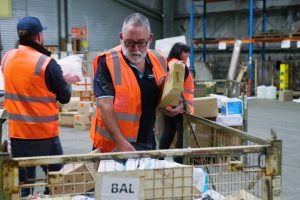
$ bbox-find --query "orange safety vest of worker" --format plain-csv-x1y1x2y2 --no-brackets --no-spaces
168,58,194,114
90,45,167,152
2,45,59,139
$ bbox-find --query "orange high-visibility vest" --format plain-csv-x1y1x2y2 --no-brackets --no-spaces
2,45,59,139
90,45,167,152
168,58,194,114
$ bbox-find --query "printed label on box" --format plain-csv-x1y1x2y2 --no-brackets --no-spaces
100,176,140,200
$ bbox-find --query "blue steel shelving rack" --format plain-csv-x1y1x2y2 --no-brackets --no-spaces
189,0,258,95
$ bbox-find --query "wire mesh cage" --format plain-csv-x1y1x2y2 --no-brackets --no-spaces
1,114,281,200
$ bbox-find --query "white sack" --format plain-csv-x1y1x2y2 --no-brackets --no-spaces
57,54,83,81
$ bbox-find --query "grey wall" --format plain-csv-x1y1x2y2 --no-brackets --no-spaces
0,0,163,58
0,0,59,54
70,0,162,52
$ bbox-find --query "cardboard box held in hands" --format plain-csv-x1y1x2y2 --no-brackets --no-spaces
158,61,185,108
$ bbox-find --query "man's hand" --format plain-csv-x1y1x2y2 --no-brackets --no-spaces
63,74,81,84
114,138,136,152
160,102,184,117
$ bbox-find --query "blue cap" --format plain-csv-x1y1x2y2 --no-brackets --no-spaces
17,16,47,36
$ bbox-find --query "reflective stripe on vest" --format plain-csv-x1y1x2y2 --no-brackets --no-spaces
5,92,56,103
183,88,194,95
109,50,122,85
94,112,139,142
35,54,48,76
149,49,167,72
116,112,139,122
7,113,58,123
96,125,136,143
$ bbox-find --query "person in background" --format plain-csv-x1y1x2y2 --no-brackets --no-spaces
1,16,79,197
159,42,195,163
90,13,169,152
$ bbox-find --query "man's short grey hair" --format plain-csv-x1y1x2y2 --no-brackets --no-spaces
122,13,151,35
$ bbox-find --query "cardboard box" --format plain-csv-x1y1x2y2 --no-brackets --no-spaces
158,62,185,108
278,90,293,101
74,114,91,130
59,112,78,127
74,123,91,131
58,97,80,112
74,114,91,124
72,91,95,102
193,96,218,118
72,77,92,91
80,91,94,101
78,101,93,115
220,98,243,115
49,162,95,195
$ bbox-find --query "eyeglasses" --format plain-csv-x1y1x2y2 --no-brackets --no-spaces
123,37,150,48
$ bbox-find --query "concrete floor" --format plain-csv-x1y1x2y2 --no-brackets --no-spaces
59,98,300,199
247,98,300,200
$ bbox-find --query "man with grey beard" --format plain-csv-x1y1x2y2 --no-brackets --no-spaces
90,13,168,152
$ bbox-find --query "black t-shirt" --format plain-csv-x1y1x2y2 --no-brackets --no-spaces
93,53,160,149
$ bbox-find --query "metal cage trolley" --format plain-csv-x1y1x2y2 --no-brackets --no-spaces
0,114,281,200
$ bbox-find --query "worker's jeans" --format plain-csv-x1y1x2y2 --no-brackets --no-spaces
11,136,63,197
159,114,184,163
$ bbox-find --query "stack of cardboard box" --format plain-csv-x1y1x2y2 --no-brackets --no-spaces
73,101,93,130
58,97,80,127
72,76,95,102
49,162,96,195
190,95,244,148
58,76,95,129
70,76,95,130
